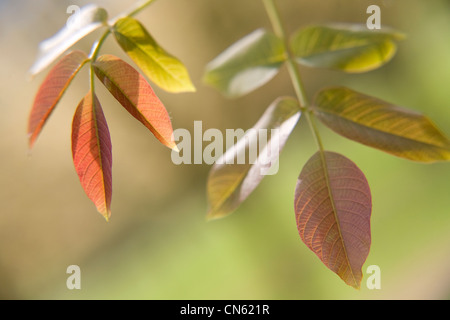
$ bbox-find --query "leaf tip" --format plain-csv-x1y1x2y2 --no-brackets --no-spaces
206,206,221,221
173,82,197,94
350,281,362,290
186,84,197,93
27,134,36,150
162,139,179,152
28,141,35,151
205,212,220,222
206,206,233,221
390,31,407,41
172,144,180,153
26,71,35,82
101,209,111,222
347,275,362,290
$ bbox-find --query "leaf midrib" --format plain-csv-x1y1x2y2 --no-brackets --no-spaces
93,64,171,148
90,93,110,219
30,54,89,147
298,39,389,60
318,151,358,288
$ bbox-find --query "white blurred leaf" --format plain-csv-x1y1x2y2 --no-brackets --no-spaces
29,4,108,76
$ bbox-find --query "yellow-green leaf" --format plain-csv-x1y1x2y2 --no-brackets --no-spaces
313,87,450,162
290,24,404,73
203,28,286,98
113,17,195,93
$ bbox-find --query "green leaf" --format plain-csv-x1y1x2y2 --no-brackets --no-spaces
29,4,107,75
207,97,300,220
295,151,372,289
290,24,404,73
313,87,450,162
112,17,195,93
203,28,286,98
93,54,178,150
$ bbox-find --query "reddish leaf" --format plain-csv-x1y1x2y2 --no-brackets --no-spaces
72,91,112,220
93,54,177,150
294,151,372,289
28,50,89,148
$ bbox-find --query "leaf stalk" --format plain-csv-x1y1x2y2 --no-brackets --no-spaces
262,0,325,153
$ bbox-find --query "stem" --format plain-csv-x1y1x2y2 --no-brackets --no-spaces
262,0,308,108
263,2,351,270
262,0,287,40
117,0,158,20
89,28,111,61
86,0,157,111
88,28,110,94
90,0,158,61
305,110,325,153
262,0,325,152
90,61,96,96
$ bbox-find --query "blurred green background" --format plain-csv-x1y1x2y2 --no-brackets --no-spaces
1,0,449,300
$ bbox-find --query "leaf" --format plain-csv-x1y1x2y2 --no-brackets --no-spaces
295,151,372,289
203,28,286,98
112,17,195,93
28,50,89,148
290,24,404,73
93,54,177,150
72,91,112,221
313,87,450,162
29,4,107,75
207,97,300,220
